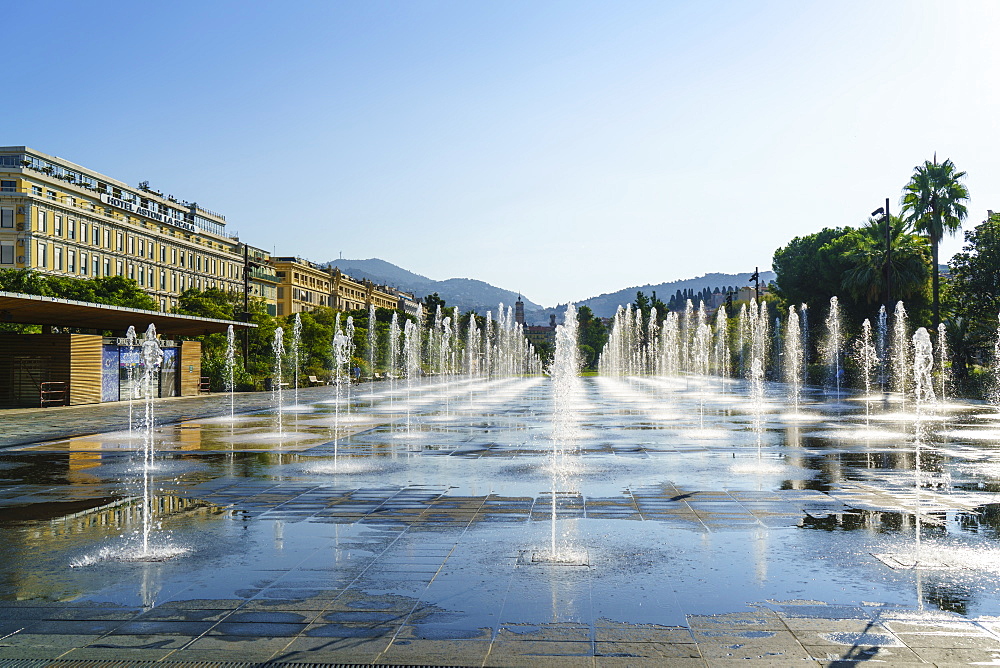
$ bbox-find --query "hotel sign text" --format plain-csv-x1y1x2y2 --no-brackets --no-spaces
100,194,197,233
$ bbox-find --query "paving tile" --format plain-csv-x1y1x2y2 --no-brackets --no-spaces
488,639,595,657
596,658,706,668
905,646,1000,663
802,643,923,663
595,640,701,658
378,638,491,665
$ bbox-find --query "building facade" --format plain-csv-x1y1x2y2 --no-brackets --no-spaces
0,146,275,313
272,257,332,316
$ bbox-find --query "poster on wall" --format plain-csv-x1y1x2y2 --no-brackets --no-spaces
101,345,119,402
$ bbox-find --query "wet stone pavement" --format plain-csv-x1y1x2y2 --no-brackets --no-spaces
3,375,1000,666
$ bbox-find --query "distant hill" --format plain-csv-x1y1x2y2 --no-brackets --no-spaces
323,258,543,314
524,271,776,323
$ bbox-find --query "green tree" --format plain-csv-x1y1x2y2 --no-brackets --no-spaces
947,212,1000,381
839,216,930,306
576,305,607,370
422,293,446,325
0,268,51,296
901,156,970,327
772,227,853,310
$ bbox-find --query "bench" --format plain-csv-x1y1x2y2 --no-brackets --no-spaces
307,375,324,386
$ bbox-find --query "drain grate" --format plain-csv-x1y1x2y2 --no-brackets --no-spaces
517,548,590,566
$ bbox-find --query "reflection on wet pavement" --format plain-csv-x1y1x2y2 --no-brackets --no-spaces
4,375,1000,664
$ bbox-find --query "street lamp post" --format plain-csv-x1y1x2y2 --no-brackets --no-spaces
872,198,891,310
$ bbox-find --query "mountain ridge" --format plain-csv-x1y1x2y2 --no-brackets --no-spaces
524,271,776,322
323,258,544,314
323,258,773,323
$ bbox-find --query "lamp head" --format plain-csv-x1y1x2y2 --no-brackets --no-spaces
871,207,885,217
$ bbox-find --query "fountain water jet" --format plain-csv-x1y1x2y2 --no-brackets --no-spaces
273,327,285,436
225,324,236,420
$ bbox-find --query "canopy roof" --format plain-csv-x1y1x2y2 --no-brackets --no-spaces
0,291,255,336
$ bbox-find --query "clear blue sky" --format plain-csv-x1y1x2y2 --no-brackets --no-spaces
9,1,999,307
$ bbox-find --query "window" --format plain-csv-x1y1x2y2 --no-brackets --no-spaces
277,287,284,299
0,245,13,264
68,219,76,240
37,210,46,233
277,303,284,316
197,256,202,271
104,229,111,248
116,260,123,276
31,185,42,196
179,251,185,267
103,258,110,276
171,273,177,292
160,299,166,311
54,246,63,271
136,265,143,285
128,236,134,255
160,271,166,290
46,190,57,200
148,241,154,260
92,256,99,276
160,245,166,262
0,180,15,192
37,243,47,268
54,215,62,237
92,225,100,245
171,248,177,265
80,252,88,275
80,222,87,241
136,239,143,257
0,208,12,228
116,232,123,252
148,268,153,287
68,250,76,273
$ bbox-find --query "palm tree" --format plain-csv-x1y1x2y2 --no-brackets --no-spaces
901,156,970,327
841,216,930,305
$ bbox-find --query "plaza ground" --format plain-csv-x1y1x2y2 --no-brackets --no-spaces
2,376,1000,666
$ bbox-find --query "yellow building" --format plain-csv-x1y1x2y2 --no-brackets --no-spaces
272,257,332,316
0,146,276,314
272,261,425,317
330,267,399,312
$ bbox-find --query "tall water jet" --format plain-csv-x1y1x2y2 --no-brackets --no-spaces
546,304,581,562
466,313,480,375
345,316,356,414
388,312,400,415
800,303,809,386
823,296,843,400
332,324,350,469
856,319,878,424
272,327,285,436
892,301,910,398
124,325,138,435
484,311,493,378
784,306,803,410
877,305,888,392
936,322,949,404
291,313,302,406
993,313,1000,406
225,324,236,420
750,357,766,455
912,327,936,559
140,324,163,556
403,319,419,437
367,303,377,406
713,306,729,379
737,303,748,378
